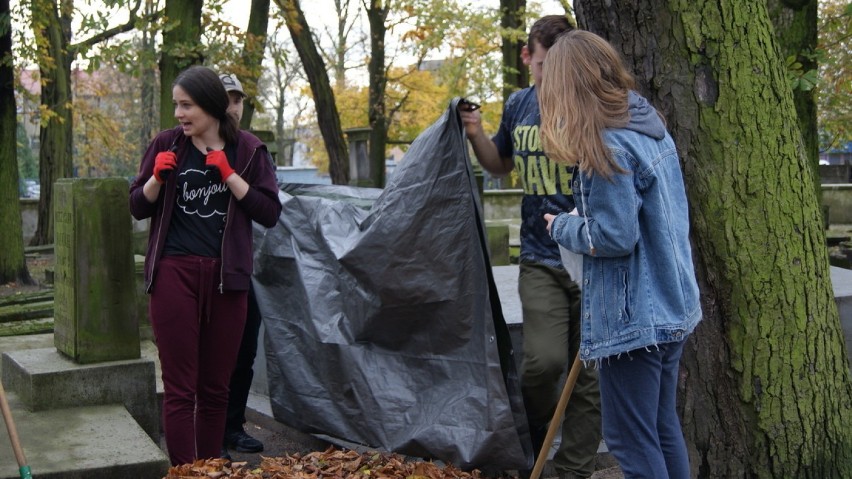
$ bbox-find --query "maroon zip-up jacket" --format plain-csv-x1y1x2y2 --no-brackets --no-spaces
129,126,282,293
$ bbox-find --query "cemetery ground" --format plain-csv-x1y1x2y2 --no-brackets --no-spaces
2,225,852,478
0,251,625,479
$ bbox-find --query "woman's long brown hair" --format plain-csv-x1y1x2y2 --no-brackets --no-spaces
539,30,635,179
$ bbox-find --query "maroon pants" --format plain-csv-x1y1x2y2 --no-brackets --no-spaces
150,255,247,466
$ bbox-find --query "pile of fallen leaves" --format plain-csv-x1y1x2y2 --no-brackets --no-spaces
164,446,483,479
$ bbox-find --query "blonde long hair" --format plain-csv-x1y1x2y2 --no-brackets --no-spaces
539,30,635,179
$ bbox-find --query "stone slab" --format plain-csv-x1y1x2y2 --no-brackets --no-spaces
831,266,852,370
0,394,168,479
2,347,159,441
491,265,852,372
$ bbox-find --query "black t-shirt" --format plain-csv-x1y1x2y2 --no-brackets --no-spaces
163,144,236,258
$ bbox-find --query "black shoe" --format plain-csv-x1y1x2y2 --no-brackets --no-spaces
219,447,232,461
224,429,264,453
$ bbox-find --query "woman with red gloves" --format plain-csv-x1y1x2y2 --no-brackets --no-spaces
129,65,282,466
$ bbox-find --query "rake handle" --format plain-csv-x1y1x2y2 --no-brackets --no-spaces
529,353,582,479
0,381,31,479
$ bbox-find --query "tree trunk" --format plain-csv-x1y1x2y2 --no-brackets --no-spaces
767,0,820,199
139,0,158,152
277,0,348,185
574,1,852,477
330,0,352,87
367,0,387,188
30,0,73,246
239,0,270,129
158,0,203,131
0,0,34,285
500,0,527,102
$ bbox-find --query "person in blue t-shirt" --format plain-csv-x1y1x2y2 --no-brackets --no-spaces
459,15,602,479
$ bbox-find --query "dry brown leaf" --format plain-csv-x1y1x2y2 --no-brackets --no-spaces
163,446,482,479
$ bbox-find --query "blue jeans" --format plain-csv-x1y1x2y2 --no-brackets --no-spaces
598,340,689,479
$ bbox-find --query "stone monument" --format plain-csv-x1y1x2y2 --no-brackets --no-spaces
346,127,373,187
0,179,166,475
53,178,140,363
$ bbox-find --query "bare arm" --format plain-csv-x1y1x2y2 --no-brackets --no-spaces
224,173,249,200
142,176,163,203
459,108,514,176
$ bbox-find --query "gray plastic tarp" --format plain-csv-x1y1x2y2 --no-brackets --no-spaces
252,98,532,470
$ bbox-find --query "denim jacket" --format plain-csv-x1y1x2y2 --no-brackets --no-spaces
549,92,701,361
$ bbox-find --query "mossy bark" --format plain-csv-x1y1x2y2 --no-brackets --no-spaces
0,318,54,337
575,0,852,477
158,0,203,131
0,0,34,285
0,290,54,307
238,0,271,129
0,301,54,322
30,0,73,247
500,0,528,102
367,0,388,188
767,0,820,199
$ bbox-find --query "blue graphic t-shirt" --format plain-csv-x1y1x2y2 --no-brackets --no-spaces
163,145,235,258
492,87,574,268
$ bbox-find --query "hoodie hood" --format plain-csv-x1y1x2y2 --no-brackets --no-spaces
625,90,666,140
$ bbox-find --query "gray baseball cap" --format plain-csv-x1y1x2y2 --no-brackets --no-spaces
219,73,246,97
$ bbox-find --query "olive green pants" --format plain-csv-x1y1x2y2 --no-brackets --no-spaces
519,262,602,478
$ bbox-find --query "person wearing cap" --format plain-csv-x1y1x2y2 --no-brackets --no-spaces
219,72,266,457
220,73,247,126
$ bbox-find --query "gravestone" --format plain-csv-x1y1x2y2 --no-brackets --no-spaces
53,178,140,363
346,127,373,187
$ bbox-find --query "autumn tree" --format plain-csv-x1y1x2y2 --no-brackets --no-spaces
385,66,448,145
365,0,388,187
499,0,527,101
260,32,307,166
574,0,852,476
209,0,272,129
365,0,507,187
27,0,147,245
139,0,158,151
260,32,312,165
159,0,203,130
317,0,365,88
0,0,33,285
276,0,349,184
28,0,72,246
72,65,143,178
817,0,852,152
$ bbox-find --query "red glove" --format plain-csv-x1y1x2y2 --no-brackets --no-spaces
205,149,235,182
153,151,177,183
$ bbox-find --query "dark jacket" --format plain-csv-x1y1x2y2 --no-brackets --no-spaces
129,126,282,293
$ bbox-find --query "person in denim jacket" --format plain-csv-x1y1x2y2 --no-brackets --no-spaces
540,31,702,479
